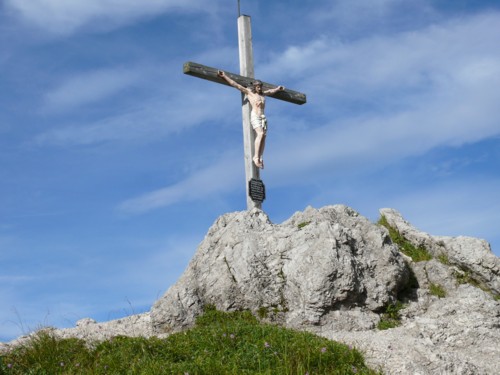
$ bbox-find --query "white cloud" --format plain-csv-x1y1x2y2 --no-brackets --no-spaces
43,67,143,112
35,83,235,146
307,0,435,35
0,275,34,283
264,12,500,95
119,149,243,213
6,0,218,35
264,11,500,151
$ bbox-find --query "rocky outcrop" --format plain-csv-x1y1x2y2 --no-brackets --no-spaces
150,205,409,333
2,205,499,374
320,276,500,374
380,208,500,295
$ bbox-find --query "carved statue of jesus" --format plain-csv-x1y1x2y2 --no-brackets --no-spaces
218,70,285,169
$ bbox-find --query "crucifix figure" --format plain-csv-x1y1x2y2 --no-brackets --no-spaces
183,15,306,210
218,70,285,169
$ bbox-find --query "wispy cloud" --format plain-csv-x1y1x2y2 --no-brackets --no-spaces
265,11,500,98
5,0,222,35
0,275,35,283
264,11,500,166
34,82,235,146
308,0,434,34
118,149,243,214
43,67,143,113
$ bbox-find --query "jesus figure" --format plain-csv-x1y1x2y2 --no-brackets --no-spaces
218,70,285,169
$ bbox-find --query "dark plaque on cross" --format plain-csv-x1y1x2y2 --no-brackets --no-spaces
248,178,266,203
183,15,306,210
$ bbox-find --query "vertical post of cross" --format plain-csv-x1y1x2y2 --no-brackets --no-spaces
238,15,261,210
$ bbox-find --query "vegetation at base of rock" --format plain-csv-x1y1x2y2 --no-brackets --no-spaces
377,302,405,330
257,306,269,319
0,307,381,375
437,253,450,265
377,216,433,262
429,283,447,298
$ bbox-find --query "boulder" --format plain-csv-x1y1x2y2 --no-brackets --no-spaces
150,205,410,332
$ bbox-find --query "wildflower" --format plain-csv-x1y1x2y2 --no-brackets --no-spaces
7,363,12,369
321,347,327,353
222,333,227,337
352,366,358,373
264,341,270,348
230,333,235,339
60,362,65,367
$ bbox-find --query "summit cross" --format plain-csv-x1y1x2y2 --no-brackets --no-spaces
183,15,306,210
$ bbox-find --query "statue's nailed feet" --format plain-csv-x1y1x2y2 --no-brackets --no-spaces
253,156,263,169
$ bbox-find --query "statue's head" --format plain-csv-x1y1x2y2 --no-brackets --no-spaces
252,80,263,93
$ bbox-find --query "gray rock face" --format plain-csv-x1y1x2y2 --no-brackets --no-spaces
380,208,500,295
2,205,499,375
150,205,409,333
320,281,500,375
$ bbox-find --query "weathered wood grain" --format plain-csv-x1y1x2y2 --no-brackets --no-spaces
183,61,307,105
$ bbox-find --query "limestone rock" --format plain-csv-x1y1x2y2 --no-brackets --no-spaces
150,205,409,332
55,313,153,342
318,283,500,375
380,208,500,295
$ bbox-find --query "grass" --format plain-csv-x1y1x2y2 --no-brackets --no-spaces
429,283,446,298
0,306,382,375
377,302,405,330
378,216,432,262
437,253,450,265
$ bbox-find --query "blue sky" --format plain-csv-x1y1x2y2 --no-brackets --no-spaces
1,0,499,342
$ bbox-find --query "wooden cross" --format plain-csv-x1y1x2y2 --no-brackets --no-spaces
183,15,306,210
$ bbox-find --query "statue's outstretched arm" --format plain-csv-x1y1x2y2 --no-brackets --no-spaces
218,70,249,93
263,85,285,96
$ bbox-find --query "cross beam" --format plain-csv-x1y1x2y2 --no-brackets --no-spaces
183,61,307,105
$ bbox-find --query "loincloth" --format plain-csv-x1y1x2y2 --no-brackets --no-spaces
250,112,267,132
